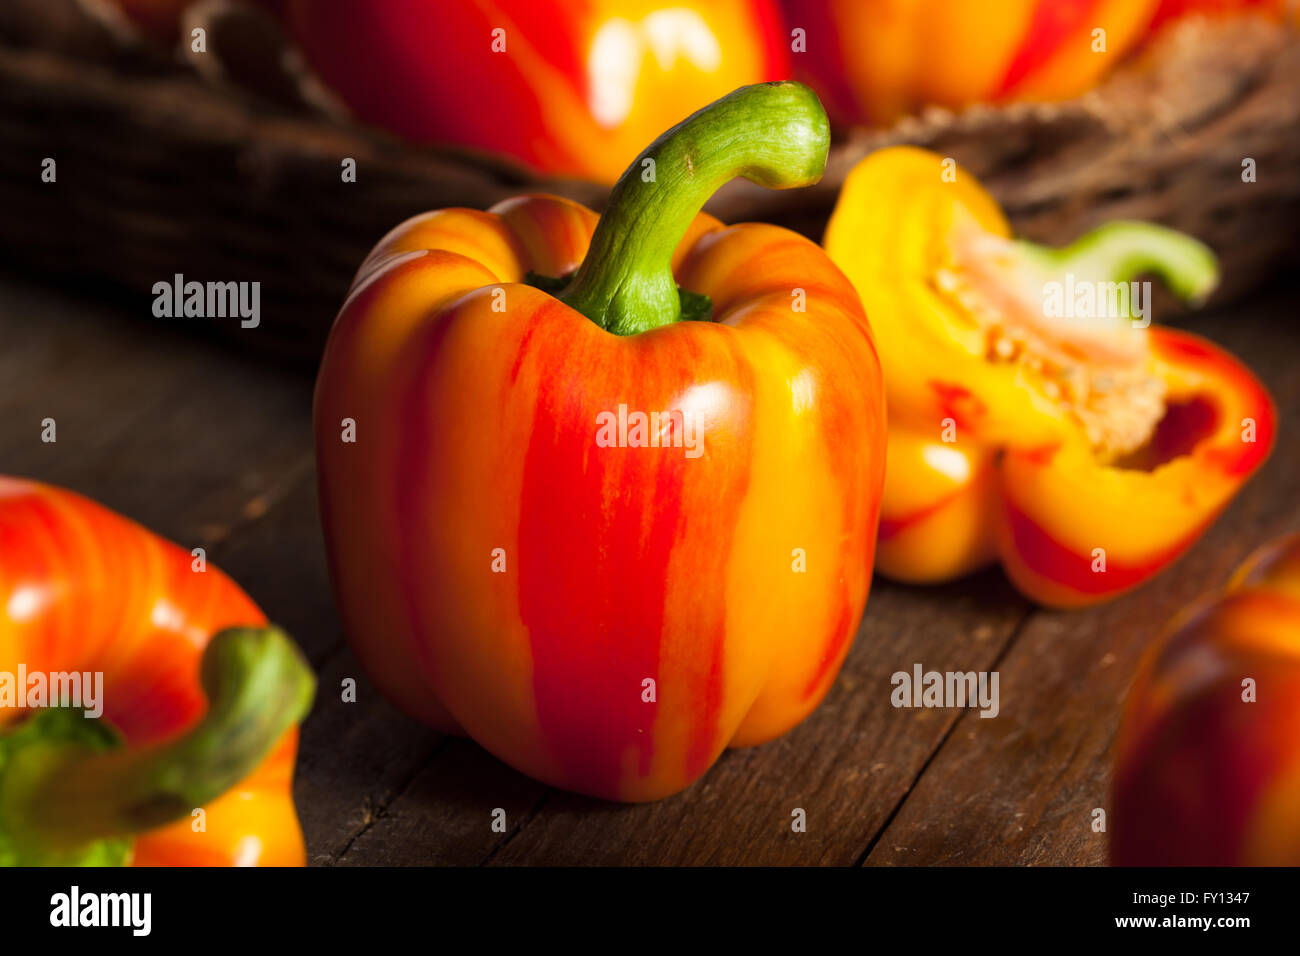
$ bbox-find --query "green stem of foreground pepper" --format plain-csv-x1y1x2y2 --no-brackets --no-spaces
1016,220,1219,306
561,81,831,337
0,627,314,864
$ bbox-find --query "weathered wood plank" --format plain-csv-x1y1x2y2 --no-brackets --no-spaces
295,649,448,866
865,285,1300,866
0,278,314,549
436,574,1031,866
334,736,549,866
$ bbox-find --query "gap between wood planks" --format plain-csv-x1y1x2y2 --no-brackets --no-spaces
853,604,1037,866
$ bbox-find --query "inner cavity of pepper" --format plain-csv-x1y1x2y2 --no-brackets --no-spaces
934,219,1165,462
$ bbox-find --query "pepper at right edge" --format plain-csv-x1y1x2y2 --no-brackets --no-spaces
824,147,1276,608
1112,532,1300,865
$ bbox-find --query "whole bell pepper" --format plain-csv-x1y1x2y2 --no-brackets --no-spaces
0,478,314,866
274,0,790,183
315,82,886,802
824,147,1275,607
1113,532,1300,865
784,0,1158,126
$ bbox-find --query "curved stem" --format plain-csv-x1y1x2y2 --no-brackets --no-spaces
2,626,314,855
1016,220,1219,305
561,81,830,336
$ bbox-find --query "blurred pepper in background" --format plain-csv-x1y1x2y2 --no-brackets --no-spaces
784,0,1159,125
824,147,1275,607
0,478,314,866
269,0,789,182
1113,532,1300,865
105,1,1295,152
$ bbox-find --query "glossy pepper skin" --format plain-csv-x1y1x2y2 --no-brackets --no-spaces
824,147,1275,607
315,83,886,802
1113,533,1300,865
274,0,789,183
784,0,1158,126
0,478,314,866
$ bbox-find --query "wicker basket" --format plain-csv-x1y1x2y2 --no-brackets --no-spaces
1,1,1297,362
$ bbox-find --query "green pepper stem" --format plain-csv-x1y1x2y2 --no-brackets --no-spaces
561,82,830,336
1016,220,1219,305
4,626,314,852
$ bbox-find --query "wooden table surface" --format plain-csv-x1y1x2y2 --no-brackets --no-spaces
3,273,1296,866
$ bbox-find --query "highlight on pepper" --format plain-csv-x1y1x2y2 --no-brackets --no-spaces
824,146,1275,608
313,81,887,802
1112,532,1300,865
0,478,316,866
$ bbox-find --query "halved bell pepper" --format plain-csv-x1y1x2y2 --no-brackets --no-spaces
1113,532,1300,865
824,147,1275,607
0,478,314,866
315,83,886,801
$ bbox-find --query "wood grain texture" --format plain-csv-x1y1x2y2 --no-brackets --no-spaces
0,279,312,544
1,273,1295,865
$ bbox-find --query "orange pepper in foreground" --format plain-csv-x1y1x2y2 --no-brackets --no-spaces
824,147,1275,607
0,478,314,866
314,83,886,801
1112,532,1300,865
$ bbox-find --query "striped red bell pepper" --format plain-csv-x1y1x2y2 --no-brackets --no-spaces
314,83,887,800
